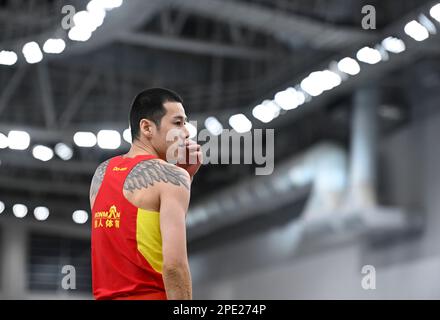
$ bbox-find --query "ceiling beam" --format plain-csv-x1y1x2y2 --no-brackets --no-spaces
0,152,97,174
209,1,440,129
117,31,278,60
59,69,101,127
0,66,28,116
167,0,377,49
37,63,57,129
1,0,167,62
0,9,53,27
0,176,89,197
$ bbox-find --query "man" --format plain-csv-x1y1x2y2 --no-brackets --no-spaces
89,88,202,300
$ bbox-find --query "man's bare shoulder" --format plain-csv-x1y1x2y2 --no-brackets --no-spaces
123,159,190,193
90,159,111,206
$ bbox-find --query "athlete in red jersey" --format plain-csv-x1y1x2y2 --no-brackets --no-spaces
89,88,202,300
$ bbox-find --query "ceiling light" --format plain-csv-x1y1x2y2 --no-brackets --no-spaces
55,143,73,160
356,47,382,64
337,57,360,75
32,145,54,162
97,130,121,149
8,131,30,150
34,206,50,221
22,42,43,64
13,204,28,218
43,38,66,54
72,210,88,224
0,50,18,66
229,114,252,133
404,20,429,41
204,117,223,136
73,131,97,147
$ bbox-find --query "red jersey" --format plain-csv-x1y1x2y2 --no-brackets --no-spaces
91,154,167,300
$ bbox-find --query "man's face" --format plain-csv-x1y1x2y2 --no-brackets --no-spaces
151,101,189,161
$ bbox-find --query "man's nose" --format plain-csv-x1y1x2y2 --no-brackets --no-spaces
183,125,190,139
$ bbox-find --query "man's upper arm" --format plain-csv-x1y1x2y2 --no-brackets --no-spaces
89,159,110,208
159,165,191,267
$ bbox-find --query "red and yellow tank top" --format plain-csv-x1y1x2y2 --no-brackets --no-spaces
91,154,167,300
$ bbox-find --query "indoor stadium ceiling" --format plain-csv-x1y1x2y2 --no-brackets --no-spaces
0,0,437,222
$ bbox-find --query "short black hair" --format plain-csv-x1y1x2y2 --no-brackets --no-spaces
129,88,183,141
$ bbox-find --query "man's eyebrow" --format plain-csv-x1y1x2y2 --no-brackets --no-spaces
173,115,188,122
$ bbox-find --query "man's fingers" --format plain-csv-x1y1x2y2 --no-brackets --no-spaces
194,151,203,162
187,150,203,164
187,144,201,152
185,140,199,146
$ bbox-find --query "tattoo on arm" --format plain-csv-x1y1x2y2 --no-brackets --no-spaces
124,160,190,192
90,159,110,205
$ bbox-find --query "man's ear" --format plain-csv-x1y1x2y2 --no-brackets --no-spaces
139,119,154,139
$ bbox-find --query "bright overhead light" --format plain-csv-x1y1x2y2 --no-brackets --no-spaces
55,143,73,160
295,90,306,105
301,73,323,97
404,20,429,41
185,122,198,139
376,44,390,62
105,0,124,9
263,100,281,119
319,70,342,91
229,114,252,133
0,50,18,66
73,10,105,33
0,132,8,148
418,14,437,35
381,37,406,54
13,204,28,218
22,42,43,64
68,26,92,42
97,130,121,149
74,131,97,147
43,38,66,54
8,131,30,150
34,206,50,221
204,117,223,136
252,104,272,124
430,3,440,22
0,201,5,214
73,10,92,27
252,100,281,123
301,73,324,95
32,145,54,162
88,0,123,10
301,70,342,97
337,57,360,75
72,210,88,224
122,128,132,143
274,88,305,111
87,8,106,28
87,0,103,11
356,47,382,64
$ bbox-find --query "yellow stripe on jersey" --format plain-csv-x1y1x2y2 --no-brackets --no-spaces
136,208,163,274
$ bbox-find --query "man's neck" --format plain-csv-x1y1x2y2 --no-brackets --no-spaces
125,141,160,159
